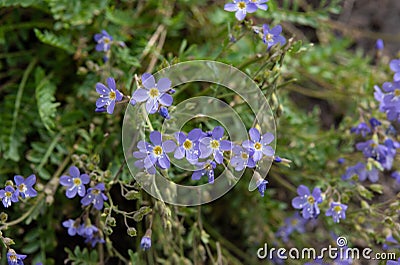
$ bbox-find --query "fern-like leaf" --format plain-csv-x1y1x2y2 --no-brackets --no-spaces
35,67,60,132
34,29,74,54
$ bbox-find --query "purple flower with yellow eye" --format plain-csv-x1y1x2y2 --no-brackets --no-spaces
224,0,258,21
242,128,274,162
262,24,286,49
0,185,18,208
131,73,173,114
192,160,217,184
81,183,108,210
7,249,27,265
174,128,202,163
230,145,255,171
133,131,176,173
94,30,113,52
199,126,232,164
291,185,323,219
59,166,90,198
96,77,123,114
14,174,37,199
325,202,347,223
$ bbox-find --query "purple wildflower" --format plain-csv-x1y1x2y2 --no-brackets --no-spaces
369,118,381,129
62,219,80,236
133,131,176,174
192,160,217,184
342,162,379,182
256,179,268,197
81,183,108,210
325,202,348,223
7,249,27,265
224,0,258,21
131,73,173,114
230,145,255,171
350,122,371,137
174,128,202,163
356,139,388,163
140,236,151,250
94,30,113,52
59,166,90,198
391,171,400,183
276,213,307,242
390,59,400,82
14,174,37,199
262,24,286,50
0,185,18,208
242,128,274,162
95,77,123,114
387,258,400,265
199,126,232,164
291,185,323,219
249,0,269,10
375,39,384,50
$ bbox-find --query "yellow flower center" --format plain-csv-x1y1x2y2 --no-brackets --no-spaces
237,1,246,9
265,33,273,42
149,88,159,98
241,152,249,159
370,142,378,148
18,184,26,192
395,89,400,97
254,142,262,150
103,37,111,44
5,191,12,198
73,178,82,186
333,205,342,213
153,145,163,156
307,195,315,204
109,91,116,100
91,189,100,195
210,140,220,149
205,163,212,170
183,139,193,150
291,219,298,226
9,254,17,262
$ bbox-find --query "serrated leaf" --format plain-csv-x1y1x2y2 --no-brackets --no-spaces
44,0,107,27
34,29,74,54
34,67,60,132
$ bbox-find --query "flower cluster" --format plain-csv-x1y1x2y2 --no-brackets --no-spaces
343,116,399,183
93,30,125,62
375,59,400,122
133,127,274,195
60,166,108,210
62,218,105,247
0,175,37,208
291,185,348,223
224,0,286,50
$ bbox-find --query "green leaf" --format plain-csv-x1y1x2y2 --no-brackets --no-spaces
44,0,108,27
0,0,41,7
34,29,74,54
34,67,60,132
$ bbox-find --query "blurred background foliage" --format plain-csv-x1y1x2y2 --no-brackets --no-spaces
0,0,399,264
